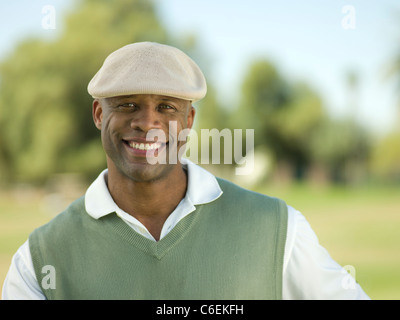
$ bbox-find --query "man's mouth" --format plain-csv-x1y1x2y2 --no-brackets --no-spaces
128,141,162,151
122,139,167,156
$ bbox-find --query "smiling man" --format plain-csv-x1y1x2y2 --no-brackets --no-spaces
2,42,369,300
92,93,195,240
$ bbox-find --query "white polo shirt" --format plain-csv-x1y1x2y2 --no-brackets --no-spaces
2,159,370,300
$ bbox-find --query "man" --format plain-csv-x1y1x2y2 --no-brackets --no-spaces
2,42,369,300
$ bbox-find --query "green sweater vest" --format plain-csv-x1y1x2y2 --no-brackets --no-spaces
29,178,288,300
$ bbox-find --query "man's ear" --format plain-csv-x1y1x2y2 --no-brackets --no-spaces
187,105,195,130
92,99,103,130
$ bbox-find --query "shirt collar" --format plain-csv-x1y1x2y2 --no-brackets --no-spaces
84,158,223,219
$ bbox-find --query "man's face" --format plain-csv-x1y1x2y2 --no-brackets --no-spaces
92,94,195,183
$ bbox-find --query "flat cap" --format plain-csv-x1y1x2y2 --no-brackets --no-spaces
88,42,207,102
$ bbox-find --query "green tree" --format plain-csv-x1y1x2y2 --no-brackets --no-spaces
310,119,370,183
234,59,325,180
0,0,168,184
308,69,371,184
369,131,400,182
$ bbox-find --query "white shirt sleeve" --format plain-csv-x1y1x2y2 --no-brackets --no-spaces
1,240,46,300
282,205,370,300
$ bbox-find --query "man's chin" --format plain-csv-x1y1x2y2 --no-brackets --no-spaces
122,162,175,183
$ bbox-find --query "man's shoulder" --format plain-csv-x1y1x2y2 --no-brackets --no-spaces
214,177,287,214
216,177,284,202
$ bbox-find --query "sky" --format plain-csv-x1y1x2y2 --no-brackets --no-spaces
1,0,399,136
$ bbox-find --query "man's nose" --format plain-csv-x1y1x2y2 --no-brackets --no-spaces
130,108,162,132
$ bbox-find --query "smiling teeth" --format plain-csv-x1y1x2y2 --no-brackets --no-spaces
129,142,161,150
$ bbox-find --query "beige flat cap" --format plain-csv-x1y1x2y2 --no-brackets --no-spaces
88,42,207,102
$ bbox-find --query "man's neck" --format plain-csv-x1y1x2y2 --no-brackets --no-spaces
106,164,188,240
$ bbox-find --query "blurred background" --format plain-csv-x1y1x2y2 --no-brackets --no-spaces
0,0,399,299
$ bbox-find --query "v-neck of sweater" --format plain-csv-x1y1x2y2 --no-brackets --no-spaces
100,205,204,260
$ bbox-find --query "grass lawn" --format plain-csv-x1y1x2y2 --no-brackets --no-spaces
259,182,400,300
0,189,54,298
0,183,399,299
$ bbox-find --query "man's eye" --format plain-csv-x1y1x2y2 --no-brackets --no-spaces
159,104,176,111
117,103,136,109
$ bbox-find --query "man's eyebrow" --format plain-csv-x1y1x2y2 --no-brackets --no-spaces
109,95,173,101
111,96,135,102
104,96,134,105
157,96,182,102
105,95,188,107
159,98,191,110
159,98,180,104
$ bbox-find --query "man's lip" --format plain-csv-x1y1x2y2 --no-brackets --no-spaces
122,137,168,143
122,139,168,145
122,139,167,153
